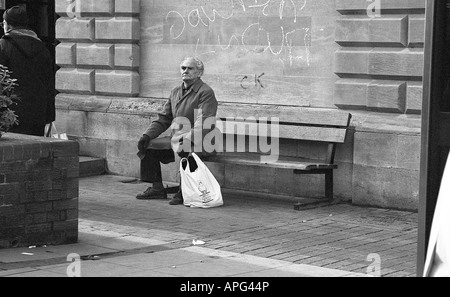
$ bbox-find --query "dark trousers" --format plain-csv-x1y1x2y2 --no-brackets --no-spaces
140,149,175,183
140,136,210,183
140,149,207,182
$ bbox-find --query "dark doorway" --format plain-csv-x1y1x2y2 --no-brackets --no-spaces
418,0,450,276
1,0,56,64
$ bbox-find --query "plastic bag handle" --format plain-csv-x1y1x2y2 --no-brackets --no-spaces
45,122,59,138
45,123,52,137
180,157,190,172
191,153,204,169
51,123,58,135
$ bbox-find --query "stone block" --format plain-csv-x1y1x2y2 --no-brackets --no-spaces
95,70,140,96
115,0,140,14
250,166,278,194
55,68,95,94
406,82,423,113
354,131,399,168
336,0,426,11
335,48,370,74
334,79,370,108
57,93,112,113
56,43,76,66
369,16,408,46
367,81,406,113
336,48,424,77
352,164,419,211
56,17,95,41
354,130,419,170
85,111,150,141
71,136,107,158
335,17,369,44
79,0,114,15
105,139,141,177
204,162,225,187
55,0,73,16
335,16,408,46
108,97,165,116
223,164,252,191
115,44,140,68
350,111,422,134
95,17,140,42
409,16,425,46
397,134,421,170
368,49,424,77
56,0,114,16
55,109,89,137
77,43,114,68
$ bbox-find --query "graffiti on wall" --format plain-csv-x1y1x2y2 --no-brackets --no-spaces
164,0,312,69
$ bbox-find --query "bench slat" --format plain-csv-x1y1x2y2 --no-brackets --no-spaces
204,153,338,171
217,105,352,127
218,121,349,143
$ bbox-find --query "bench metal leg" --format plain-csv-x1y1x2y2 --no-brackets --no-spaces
325,171,333,201
294,169,334,201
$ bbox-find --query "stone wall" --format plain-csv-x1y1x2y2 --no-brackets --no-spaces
334,0,424,210
0,134,79,249
54,0,425,211
55,0,140,96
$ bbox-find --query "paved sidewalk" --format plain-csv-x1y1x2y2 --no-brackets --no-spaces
0,175,418,278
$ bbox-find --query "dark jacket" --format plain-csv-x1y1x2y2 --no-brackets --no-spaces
145,78,218,154
0,29,55,136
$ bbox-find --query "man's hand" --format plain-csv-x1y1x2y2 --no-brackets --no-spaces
138,134,151,151
178,151,189,159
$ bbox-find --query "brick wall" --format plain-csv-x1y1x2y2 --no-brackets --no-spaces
0,134,79,249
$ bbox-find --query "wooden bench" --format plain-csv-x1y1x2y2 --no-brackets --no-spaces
203,105,352,208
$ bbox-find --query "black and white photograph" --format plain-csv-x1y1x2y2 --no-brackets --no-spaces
0,0,448,284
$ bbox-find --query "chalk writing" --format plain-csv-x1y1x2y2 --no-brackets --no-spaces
165,0,311,68
240,73,265,89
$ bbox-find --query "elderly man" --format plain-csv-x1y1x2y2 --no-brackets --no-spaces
136,57,218,205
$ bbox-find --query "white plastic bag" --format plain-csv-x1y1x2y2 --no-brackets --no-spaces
180,153,223,208
45,122,68,140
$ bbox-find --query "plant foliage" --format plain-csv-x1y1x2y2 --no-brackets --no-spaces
0,64,19,137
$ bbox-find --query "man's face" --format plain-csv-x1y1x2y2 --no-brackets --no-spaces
2,21,8,32
180,59,202,85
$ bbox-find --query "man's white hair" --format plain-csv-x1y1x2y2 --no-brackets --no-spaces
181,57,205,75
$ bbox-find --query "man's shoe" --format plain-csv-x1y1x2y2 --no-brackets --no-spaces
169,191,184,205
136,187,167,200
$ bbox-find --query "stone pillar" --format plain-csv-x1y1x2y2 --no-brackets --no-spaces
55,0,140,96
